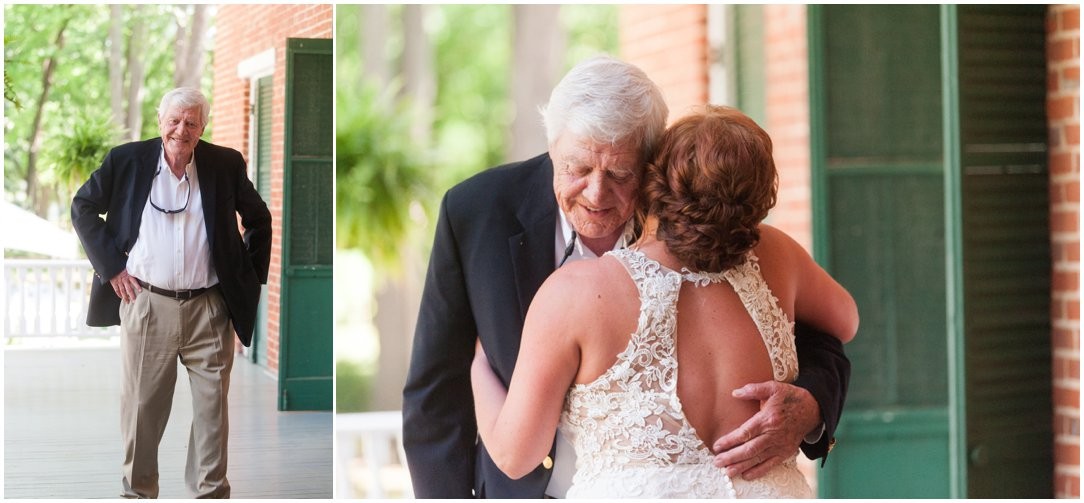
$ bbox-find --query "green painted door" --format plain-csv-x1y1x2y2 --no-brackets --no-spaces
279,38,333,411
252,74,273,368
811,4,1052,497
810,5,951,497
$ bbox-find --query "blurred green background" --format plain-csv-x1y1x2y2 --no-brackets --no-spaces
4,4,214,232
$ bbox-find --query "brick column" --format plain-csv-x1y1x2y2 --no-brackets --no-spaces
1047,4,1081,499
619,5,708,122
762,5,812,250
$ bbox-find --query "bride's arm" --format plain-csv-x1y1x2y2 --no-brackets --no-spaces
471,268,584,480
760,224,859,343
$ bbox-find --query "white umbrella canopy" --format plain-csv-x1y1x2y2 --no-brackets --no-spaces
2,201,80,259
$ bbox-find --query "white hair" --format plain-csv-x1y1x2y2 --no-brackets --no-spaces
157,87,210,127
541,55,669,159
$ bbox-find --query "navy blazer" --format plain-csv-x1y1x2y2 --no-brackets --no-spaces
71,138,272,346
402,152,850,498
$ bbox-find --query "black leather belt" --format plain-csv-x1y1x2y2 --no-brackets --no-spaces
137,280,213,300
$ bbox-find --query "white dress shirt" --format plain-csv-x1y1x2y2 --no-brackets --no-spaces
126,150,218,290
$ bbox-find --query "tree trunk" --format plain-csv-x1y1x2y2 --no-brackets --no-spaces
508,5,565,162
367,5,435,412
360,4,390,90
125,5,146,141
400,4,434,145
25,14,72,217
174,5,209,89
108,5,125,139
371,246,424,411
173,6,187,87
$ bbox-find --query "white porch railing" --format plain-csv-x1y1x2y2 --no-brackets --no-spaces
4,259,119,339
336,410,413,499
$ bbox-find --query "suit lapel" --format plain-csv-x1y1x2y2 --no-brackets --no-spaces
194,140,217,248
131,139,161,234
508,156,558,321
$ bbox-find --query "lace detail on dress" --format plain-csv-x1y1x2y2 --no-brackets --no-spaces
558,248,809,499
721,254,798,382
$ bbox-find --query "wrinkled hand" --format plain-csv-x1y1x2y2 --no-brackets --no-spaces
712,381,820,480
110,270,142,303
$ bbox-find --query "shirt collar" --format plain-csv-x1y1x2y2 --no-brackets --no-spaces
556,210,636,261
158,147,196,179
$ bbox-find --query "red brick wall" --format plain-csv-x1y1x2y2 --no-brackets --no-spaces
761,5,812,250
1047,4,1080,498
213,4,333,372
619,5,709,123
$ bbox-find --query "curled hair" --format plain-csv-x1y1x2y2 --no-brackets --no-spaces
642,105,778,273
158,87,210,128
541,55,669,162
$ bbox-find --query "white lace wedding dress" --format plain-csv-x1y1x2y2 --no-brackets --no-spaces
559,248,814,498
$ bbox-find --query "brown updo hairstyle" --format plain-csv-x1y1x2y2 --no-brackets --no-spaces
641,105,778,273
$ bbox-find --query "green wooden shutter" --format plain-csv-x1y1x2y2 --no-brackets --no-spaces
812,5,951,498
286,42,333,267
279,38,334,411
256,75,273,200
252,74,273,368
955,5,1052,498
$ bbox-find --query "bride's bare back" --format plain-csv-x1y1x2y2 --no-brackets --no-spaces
569,240,774,448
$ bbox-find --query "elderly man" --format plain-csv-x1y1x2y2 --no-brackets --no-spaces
403,56,850,498
72,87,272,498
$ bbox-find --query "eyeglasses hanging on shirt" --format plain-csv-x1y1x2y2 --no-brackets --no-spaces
148,167,191,215
558,230,578,268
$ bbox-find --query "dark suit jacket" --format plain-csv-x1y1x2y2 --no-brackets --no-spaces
402,153,850,498
71,138,272,347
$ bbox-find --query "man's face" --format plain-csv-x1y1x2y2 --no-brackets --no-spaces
551,133,642,246
158,105,204,166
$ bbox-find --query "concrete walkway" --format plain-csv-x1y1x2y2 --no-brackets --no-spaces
4,346,332,498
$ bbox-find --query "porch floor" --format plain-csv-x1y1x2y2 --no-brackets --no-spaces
4,346,332,498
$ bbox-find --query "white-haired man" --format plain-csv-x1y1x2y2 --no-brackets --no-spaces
72,87,272,498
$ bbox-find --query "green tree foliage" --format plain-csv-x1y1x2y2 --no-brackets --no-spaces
3,4,209,218
335,5,618,272
562,5,619,69
336,5,434,275
43,107,120,191
335,358,375,413
336,81,433,273
4,36,20,109
428,5,512,188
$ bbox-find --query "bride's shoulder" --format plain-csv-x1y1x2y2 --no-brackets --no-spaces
752,224,804,264
546,255,627,291
533,256,634,316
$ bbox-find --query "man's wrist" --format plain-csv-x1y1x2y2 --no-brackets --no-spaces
792,384,822,433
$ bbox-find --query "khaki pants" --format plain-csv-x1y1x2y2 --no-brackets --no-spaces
119,287,233,498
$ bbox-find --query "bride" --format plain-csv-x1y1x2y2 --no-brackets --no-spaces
471,104,858,498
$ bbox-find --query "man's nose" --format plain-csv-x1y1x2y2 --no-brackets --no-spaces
581,171,609,203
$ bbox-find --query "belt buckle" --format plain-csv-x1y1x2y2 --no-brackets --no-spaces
175,289,192,300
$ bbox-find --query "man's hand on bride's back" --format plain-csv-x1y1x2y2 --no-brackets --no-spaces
710,381,820,480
